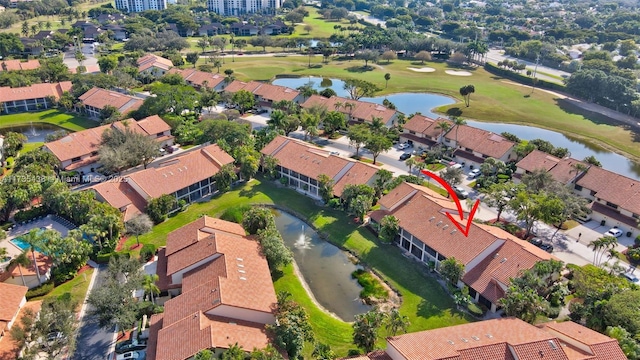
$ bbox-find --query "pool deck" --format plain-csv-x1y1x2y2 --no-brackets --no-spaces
0,215,73,259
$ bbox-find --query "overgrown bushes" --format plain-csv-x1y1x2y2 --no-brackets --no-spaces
26,282,55,299
351,269,389,303
14,206,48,223
140,244,157,262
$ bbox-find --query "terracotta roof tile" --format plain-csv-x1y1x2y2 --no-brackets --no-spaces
445,125,515,159
588,342,627,360
137,54,173,73
261,136,378,197
253,83,300,102
163,278,222,325
90,180,147,221
302,95,397,125
167,68,225,89
10,251,53,277
576,165,640,214
511,339,569,360
78,87,144,115
223,80,262,94
548,158,588,185
0,59,40,71
126,144,234,199
146,313,163,360
0,283,27,323
404,114,451,139
155,311,213,360
516,150,560,173
543,321,627,359
0,81,71,102
458,343,514,360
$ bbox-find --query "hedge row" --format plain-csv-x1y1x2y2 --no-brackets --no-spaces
483,62,566,92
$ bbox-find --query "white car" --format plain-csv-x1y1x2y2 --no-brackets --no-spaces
604,228,623,238
468,169,481,178
117,351,145,360
623,273,639,283
397,143,409,150
453,186,469,199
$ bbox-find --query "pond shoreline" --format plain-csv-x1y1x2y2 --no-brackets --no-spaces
265,202,402,322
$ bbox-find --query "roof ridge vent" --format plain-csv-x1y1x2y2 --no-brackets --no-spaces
472,336,480,341
500,257,507,263
447,340,454,345
461,338,468,343
429,216,436,222
450,229,457,235
436,221,443,227
442,224,449,230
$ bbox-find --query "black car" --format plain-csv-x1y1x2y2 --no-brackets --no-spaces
539,243,554,253
399,153,412,160
115,341,147,354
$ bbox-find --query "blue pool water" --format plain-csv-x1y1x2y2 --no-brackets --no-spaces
10,238,44,253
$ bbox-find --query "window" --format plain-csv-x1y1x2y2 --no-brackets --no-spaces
71,156,81,163
401,239,410,251
574,185,582,191
411,245,422,258
409,130,416,135
606,201,618,209
633,213,639,219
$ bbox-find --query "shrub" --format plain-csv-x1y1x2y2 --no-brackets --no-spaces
26,282,55,299
351,269,388,302
279,177,288,186
635,235,640,247
467,302,483,316
0,222,12,231
546,305,561,319
95,252,115,263
328,198,341,208
140,244,156,262
219,204,252,224
14,207,48,223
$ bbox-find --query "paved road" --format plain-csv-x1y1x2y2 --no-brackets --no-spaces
485,48,570,84
63,43,99,73
72,264,116,360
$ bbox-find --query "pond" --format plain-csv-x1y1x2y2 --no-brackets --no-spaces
0,123,64,143
272,209,371,321
273,76,640,180
272,76,455,118
465,120,640,181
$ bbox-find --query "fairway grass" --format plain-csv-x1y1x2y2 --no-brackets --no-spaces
0,110,97,132
125,179,470,356
218,55,640,161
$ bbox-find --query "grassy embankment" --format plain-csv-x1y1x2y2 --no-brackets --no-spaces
122,179,471,356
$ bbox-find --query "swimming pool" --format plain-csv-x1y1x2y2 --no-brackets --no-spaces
10,238,44,253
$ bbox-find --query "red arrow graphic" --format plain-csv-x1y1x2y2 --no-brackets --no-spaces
420,170,480,237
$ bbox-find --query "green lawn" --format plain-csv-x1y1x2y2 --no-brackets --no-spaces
294,7,364,39
215,55,640,162
31,268,95,311
0,110,97,132
124,179,470,356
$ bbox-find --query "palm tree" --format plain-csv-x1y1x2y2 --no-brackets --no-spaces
343,102,355,120
405,157,418,173
384,73,391,88
142,274,160,304
450,116,467,147
333,101,343,111
571,163,589,182
435,120,452,140
9,251,31,287
21,229,45,285
385,308,410,336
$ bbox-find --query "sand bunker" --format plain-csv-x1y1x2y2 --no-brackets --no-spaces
407,67,436,73
445,70,472,76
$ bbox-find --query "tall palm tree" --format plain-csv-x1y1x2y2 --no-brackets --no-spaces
142,274,160,304
405,157,418,173
571,163,589,182
450,116,467,147
435,120,452,141
20,229,45,285
333,101,343,111
343,102,355,120
9,251,31,287
385,308,410,336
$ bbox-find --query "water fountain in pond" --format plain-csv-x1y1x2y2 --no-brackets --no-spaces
29,122,39,137
294,225,312,249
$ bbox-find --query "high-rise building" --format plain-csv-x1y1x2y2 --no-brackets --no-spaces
115,0,167,13
207,0,281,16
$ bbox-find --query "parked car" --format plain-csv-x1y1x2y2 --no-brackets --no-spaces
399,153,412,160
468,169,481,178
116,350,145,360
604,227,623,238
539,243,554,253
450,163,463,170
116,340,146,354
453,186,469,199
397,143,409,150
529,238,543,247
622,273,640,283
330,151,340,156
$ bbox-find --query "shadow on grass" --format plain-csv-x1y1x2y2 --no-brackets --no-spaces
446,107,463,117
346,65,375,73
554,98,640,134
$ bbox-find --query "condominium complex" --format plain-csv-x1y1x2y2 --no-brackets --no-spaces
206,0,281,15
115,0,167,13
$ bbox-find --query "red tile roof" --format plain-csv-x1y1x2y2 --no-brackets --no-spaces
253,83,300,102
223,80,262,94
90,180,147,221
0,81,71,102
137,54,173,72
404,114,451,139
146,313,163,360
44,116,172,163
302,95,397,125
125,144,234,199
0,283,27,323
516,151,588,185
386,318,584,360
167,68,225,89
0,59,40,71
445,125,515,159
78,87,144,115
542,321,627,360
576,165,640,215
261,136,378,197
9,251,53,278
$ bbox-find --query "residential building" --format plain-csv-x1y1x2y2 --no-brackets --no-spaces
102,24,128,41
198,23,225,36
261,136,379,199
167,68,226,91
8,0,33,8
369,182,555,312
301,95,398,127
230,22,259,36
0,81,72,114
348,318,625,360
77,87,144,120
32,30,53,41
147,216,277,359
0,59,40,72
400,114,451,149
91,144,234,220
443,125,516,167
515,151,640,238
19,38,42,56
115,0,167,12
224,80,302,113
44,115,174,173
207,0,282,16
1,252,52,289
137,54,173,77
0,283,27,341
95,13,127,24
